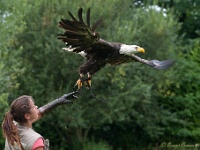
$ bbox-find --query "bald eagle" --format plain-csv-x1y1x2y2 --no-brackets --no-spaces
58,8,174,90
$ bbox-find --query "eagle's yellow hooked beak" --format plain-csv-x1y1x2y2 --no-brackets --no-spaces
137,47,145,53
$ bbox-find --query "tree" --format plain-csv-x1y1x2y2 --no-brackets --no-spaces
158,38,200,143
156,0,200,39
0,0,27,146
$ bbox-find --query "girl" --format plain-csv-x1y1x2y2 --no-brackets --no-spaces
2,92,77,150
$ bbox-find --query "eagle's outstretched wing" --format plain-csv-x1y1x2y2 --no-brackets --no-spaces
130,54,174,69
108,54,174,70
58,8,104,53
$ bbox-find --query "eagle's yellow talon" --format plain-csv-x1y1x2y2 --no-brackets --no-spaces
75,79,82,90
88,80,91,86
85,73,92,88
84,79,91,89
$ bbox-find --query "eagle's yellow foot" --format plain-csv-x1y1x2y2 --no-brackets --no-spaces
75,79,83,90
84,73,92,89
73,73,92,90
73,74,84,91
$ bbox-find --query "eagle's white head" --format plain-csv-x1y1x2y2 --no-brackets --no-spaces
119,44,145,56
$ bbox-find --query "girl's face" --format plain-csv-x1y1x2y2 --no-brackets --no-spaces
28,99,39,121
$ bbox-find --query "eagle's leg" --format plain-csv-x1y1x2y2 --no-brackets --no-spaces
73,74,84,91
73,73,92,91
84,73,92,88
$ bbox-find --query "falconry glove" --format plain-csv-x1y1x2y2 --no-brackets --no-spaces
38,91,78,117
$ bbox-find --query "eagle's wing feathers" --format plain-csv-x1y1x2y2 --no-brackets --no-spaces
86,8,90,27
130,54,174,70
58,8,107,53
78,8,85,24
91,19,103,31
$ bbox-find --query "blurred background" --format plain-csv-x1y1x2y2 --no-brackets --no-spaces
1,0,200,149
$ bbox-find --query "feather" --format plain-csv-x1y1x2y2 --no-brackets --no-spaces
130,54,174,70
92,19,103,31
62,19,83,30
78,8,84,24
68,11,78,21
63,30,86,39
86,8,90,27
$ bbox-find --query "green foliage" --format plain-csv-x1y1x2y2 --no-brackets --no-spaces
82,138,112,150
0,0,24,146
0,93,9,147
160,38,200,142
